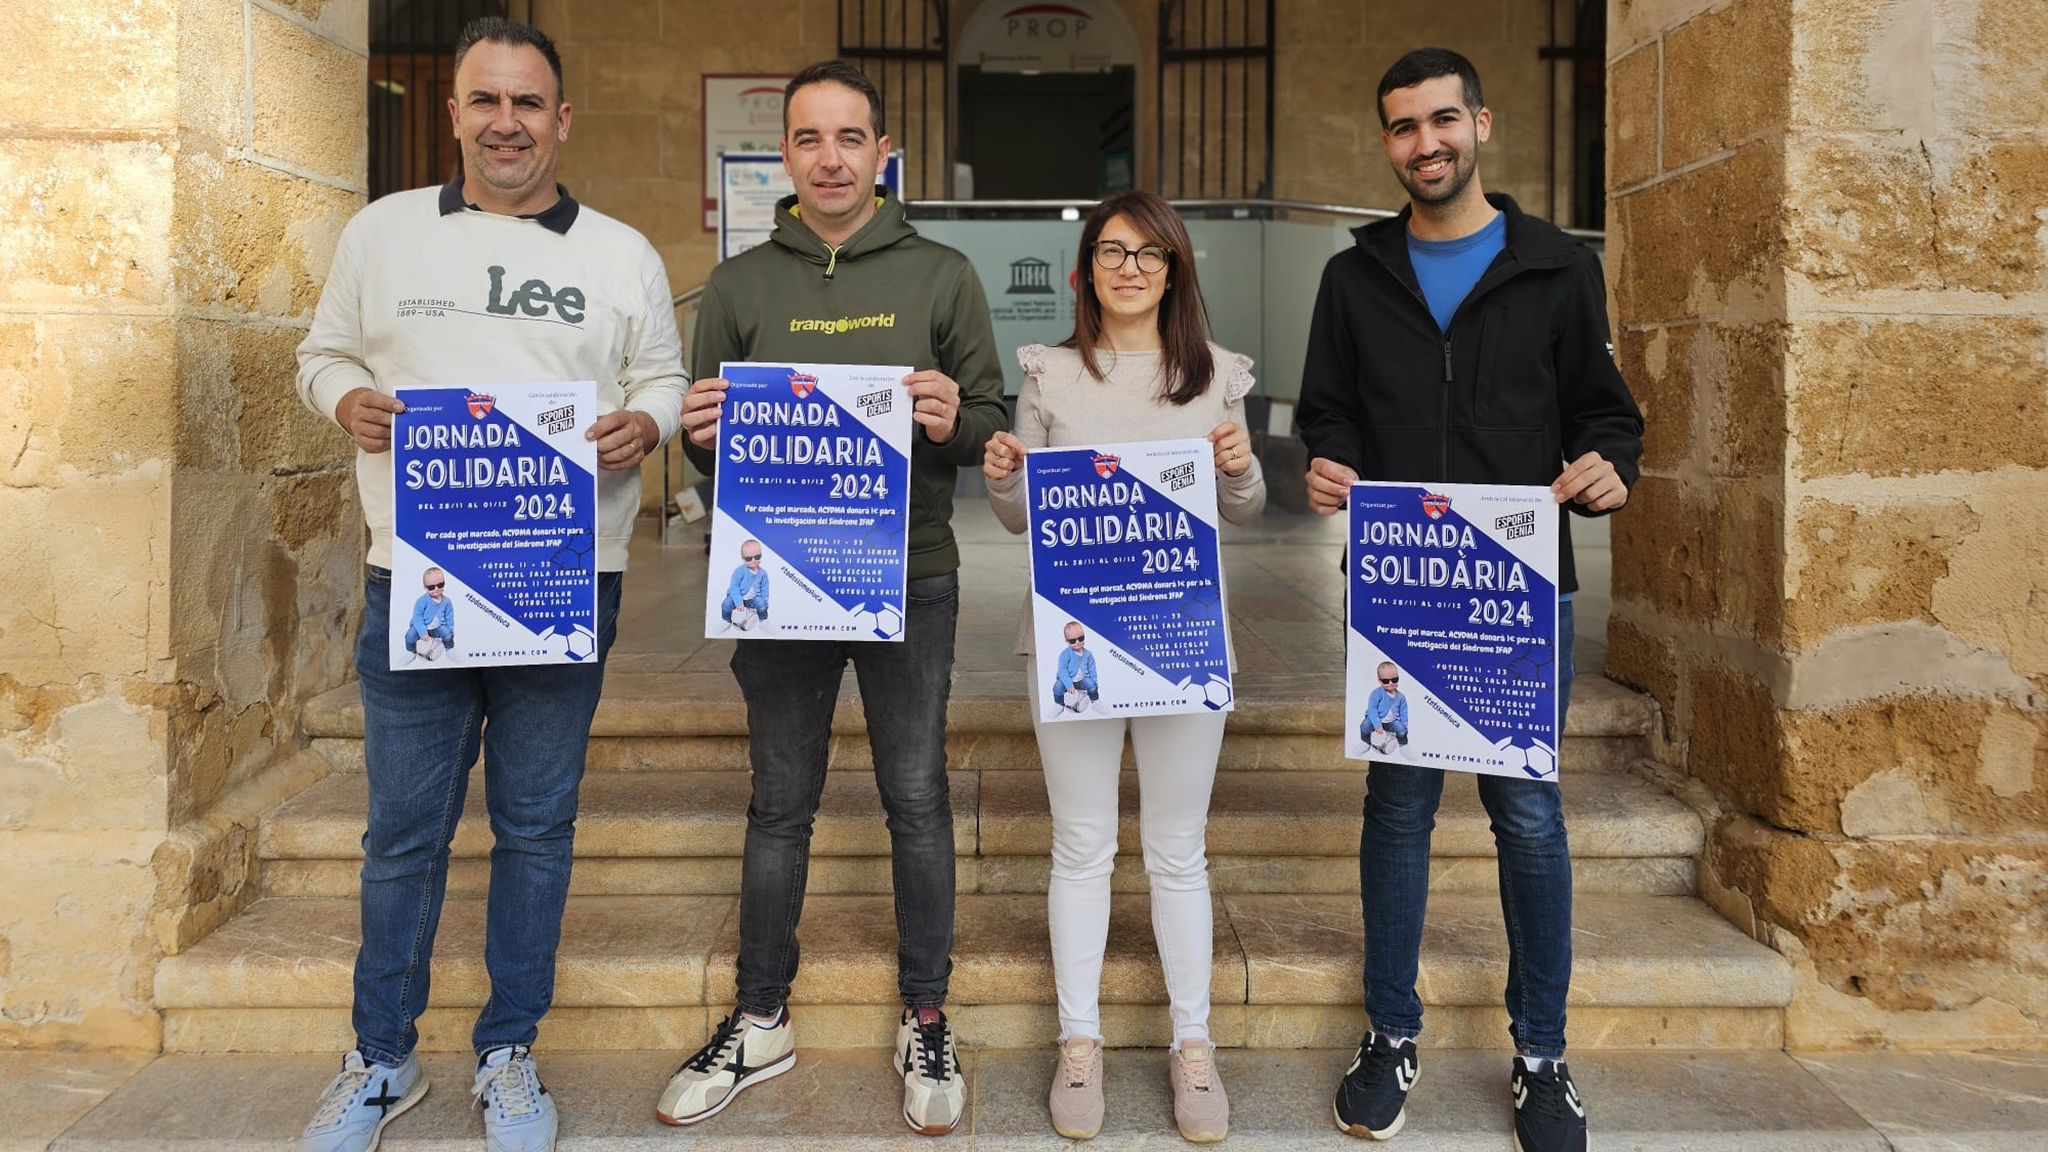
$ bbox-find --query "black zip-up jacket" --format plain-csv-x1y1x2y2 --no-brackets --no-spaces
1294,193,1644,595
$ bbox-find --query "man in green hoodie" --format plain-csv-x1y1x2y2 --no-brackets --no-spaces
659,60,1006,1137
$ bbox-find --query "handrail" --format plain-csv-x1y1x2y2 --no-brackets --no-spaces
670,283,705,310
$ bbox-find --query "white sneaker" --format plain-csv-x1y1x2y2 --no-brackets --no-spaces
297,1050,428,1152
657,1007,796,1125
894,1007,966,1135
472,1046,556,1152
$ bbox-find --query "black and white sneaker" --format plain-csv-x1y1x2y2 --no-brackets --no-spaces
894,1007,965,1134
655,1007,796,1125
1333,1031,1417,1140
1511,1058,1588,1152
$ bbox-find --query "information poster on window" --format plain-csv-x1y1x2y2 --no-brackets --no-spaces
390,381,599,669
1344,481,1560,778
1025,439,1231,722
705,361,913,641
702,76,791,231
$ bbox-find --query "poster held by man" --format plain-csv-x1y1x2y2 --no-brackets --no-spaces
1344,479,1560,778
390,380,599,669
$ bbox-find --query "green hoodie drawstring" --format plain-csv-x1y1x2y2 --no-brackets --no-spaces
823,243,840,280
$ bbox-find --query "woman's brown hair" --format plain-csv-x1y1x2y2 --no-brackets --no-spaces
1062,190,1214,406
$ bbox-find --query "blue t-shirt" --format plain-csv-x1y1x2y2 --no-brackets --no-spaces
1407,211,1506,333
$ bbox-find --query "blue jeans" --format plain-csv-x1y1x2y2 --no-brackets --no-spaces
351,566,621,1064
729,571,960,1015
1360,598,1576,1059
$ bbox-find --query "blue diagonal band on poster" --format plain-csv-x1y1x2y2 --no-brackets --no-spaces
1029,448,1228,688
1349,486,1557,749
395,388,596,638
717,366,909,618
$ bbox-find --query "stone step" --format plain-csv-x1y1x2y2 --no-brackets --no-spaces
301,671,1656,774
155,892,1791,1053
41,1049,1912,1150
256,769,1701,898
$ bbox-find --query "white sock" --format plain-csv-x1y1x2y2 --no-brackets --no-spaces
1518,1054,1553,1073
742,1009,780,1028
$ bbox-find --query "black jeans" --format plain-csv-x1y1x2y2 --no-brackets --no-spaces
730,570,960,1014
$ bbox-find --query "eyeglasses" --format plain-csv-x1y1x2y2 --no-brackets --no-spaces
426,581,445,590
1379,676,1399,684
1067,635,1086,646
1092,241,1171,274
742,555,762,563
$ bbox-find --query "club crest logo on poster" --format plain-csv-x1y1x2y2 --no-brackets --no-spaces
1421,491,1451,519
789,371,818,398
465,392,496,419
1092,453,1121,478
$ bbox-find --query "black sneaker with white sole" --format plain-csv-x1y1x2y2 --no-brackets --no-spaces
1511,1058,1588,1152
1332,1031,1417,1140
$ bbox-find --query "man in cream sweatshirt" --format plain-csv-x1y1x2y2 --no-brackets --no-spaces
290,18,684,1152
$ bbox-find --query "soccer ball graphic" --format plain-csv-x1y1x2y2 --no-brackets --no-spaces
874,604,904,640
537,624,598,661
1176,676,1234,711
1493,737,1558,779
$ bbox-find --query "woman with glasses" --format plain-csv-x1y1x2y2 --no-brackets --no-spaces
982,190,1265,1143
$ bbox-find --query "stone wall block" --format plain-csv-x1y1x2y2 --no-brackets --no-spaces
1789,316,2048,480
1701,321,1788,479
231,324,351,476
585,43,707,112
1931,468,2048,680
1784,138,1940,294
38,316,181,477
250,5,368,185
574,1,659,40
1926,139,2048,297
1787,497,1980,648
1614,476,1785,646
1611,141,1784,325
1614,324,1694,471
1606,43,1659,189
1610,0,1723,53
0,1,176,135
1944,0,2048,131
1787,0,1928,133
2,685,171,834
662,0,802,45
268,0,371,52
1788,697,2048,836
558,111,667,188
1684,657,1788,822
0,138,174,309
0,846,164,1050
0,320,44,486
1661,0,1791,170
167,471,241,660
1713,818,2048,1024
0,470,169,685
175,0,248,147
1604,612,1680,719
170,153,362,318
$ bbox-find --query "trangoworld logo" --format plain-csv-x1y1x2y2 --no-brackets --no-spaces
1093,454,1120,478
788,312,897,334
465,393,496,418
789,372,818,398
1421,492,1451,519
485,266,587,324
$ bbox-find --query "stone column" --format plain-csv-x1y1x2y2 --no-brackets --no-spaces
1,0,366,1049
1606,0,2047,1047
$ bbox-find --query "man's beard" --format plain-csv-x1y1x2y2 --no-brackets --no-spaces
1398,146,1478,206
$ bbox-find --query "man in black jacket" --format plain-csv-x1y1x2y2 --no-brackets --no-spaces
1300,48,1642,1152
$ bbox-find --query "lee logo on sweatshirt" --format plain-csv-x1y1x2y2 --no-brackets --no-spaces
485,266,587,325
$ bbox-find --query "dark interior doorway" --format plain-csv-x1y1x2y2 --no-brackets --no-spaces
956,66,1136,199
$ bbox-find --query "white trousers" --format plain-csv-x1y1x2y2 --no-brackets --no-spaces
1026,657,1225,1046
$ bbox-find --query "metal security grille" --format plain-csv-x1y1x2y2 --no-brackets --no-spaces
1156,0,1273,199
369,0,535,200
837,0,950,198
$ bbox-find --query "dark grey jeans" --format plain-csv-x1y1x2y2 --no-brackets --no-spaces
729,570,960,1015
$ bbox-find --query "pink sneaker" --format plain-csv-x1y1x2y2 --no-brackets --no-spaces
1171,1039,1229,1142
1049,1037,1104,1139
